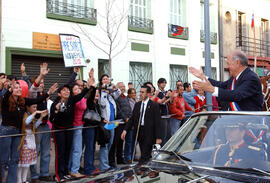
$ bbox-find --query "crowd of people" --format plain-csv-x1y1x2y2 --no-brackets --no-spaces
0,49,264,183
0,62,215,183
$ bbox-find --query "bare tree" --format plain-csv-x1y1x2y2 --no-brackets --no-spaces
75,0,129,76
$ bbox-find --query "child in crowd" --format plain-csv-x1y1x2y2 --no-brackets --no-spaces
194,89,206,113
17,104,48,183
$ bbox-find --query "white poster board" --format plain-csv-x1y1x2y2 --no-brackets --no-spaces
59,34,86,67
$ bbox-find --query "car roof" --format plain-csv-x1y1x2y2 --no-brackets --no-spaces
191,111,270,117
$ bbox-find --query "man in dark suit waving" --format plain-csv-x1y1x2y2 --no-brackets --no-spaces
121,85,162,164
189,50,263,111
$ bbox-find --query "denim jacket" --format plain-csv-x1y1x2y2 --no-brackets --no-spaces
182,89,197,109
98,90,120,121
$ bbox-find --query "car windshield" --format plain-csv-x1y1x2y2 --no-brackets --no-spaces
154,112,270,171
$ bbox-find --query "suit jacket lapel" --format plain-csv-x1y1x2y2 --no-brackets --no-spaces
230,67,249,88
144,100,152,120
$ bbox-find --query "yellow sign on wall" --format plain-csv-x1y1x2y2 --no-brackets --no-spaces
33,32,61,51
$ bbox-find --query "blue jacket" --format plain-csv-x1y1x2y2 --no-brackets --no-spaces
208,67,263,111
183,90,197,109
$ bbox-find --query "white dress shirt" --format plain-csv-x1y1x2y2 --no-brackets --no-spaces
140,98,149,126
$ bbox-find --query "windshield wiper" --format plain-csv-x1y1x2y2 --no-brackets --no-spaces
214,166,270,177
157,150,193,172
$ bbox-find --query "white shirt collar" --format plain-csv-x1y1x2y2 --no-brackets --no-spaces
197,95,205,101
142,97,150,105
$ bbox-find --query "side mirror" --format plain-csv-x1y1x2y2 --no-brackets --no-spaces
152,144,161,157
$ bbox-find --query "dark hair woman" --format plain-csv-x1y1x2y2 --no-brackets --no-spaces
97,74,120,172
50,69,94,182
0,82,57,183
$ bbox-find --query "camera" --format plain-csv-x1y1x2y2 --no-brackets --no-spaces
35,113,41,119
104,84,115,94
105,84,113,90
59,103,67,112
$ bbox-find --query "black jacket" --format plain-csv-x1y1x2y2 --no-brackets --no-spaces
209,67,263,111
157,91,169,115
2,90,49,130
125,99,162,145
84,86,104,126
84,86,110,146
116,95,132,121
50,87,89,128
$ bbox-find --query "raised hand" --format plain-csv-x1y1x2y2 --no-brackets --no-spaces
40,63,50,76
189,66,205,80
192,79,215,93
74,67,80,73
21,63,26,76
166,90,172,97
47,83,58,95
87,68,96,88
171,90,178,99
89,68,94,79
112,84,117,90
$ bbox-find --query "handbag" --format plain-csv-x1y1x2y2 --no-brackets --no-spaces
83,108,101,122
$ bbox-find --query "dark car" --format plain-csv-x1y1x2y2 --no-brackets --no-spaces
76,111,270,183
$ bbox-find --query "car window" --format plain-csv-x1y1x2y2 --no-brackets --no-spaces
157,113,270,171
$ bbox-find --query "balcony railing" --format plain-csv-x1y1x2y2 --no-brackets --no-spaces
200,30,217,44
236,36,270,57
128,16,154,34
168,24,189,40
47,0,97,25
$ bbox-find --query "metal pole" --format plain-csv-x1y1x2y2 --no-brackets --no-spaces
0,0,2,71
254,28,257,75
0,0,2,180
131,107,143,164
218,0,224,81
204,0,212,111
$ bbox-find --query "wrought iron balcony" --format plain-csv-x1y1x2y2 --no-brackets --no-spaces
47,0,97,25
168,24,189,40
128,16,154,34
200,30,217,44
236,36,270,57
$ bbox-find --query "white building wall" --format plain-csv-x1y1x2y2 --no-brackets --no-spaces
1,0,220,90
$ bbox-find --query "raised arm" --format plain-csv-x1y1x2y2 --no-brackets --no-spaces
20,63,32,88
67,67,80,85
25,83,58,106
72,68,95,103
35,63,50,86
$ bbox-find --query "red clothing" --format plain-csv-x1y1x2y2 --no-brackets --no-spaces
212,96,219,111
169,96,192,120
73,98,87,126
149,95,159,102
194,95,206,113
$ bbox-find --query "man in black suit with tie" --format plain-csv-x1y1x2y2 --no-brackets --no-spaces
189,50,263,111
121,85,162,164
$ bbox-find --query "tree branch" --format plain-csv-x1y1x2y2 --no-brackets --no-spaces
76,25,109,56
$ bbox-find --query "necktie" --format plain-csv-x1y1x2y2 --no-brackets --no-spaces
140,102,145,125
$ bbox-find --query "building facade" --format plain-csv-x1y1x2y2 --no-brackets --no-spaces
0,0,219,91
220,0,270,80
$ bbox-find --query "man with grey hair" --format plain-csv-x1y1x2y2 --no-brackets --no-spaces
109,82,131,167
189,50,263,111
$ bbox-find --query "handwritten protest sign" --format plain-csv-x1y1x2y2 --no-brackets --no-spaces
59,34,86,67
